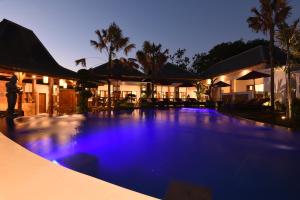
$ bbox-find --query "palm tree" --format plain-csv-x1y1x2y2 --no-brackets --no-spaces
136,41,169,98
276,19,300,119
247,0,291,111
90,22,135,110
206,78,217,101
119,57,140,70
75,69,93,113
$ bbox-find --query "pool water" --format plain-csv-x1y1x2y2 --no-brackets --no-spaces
3,108,300,200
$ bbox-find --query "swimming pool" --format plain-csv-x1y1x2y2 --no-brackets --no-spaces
3,108,300,200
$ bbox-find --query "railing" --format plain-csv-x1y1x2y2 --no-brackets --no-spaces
221,91,265,104
88,97,206,110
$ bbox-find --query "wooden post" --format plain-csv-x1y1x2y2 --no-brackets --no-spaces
48,77,54,116
56,80,60,114
32,77,38,115
175,87,179,99
16,72,25,113
253,79,256,99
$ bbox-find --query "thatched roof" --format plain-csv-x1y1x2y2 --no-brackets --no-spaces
203,45,286,78
90,61,201,84
156,63,200,81
0,19,77,79
90,59,145,81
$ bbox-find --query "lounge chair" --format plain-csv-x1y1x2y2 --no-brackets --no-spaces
139,98,153,108
184,98,201,107
232,98,270,110
151,98,158,107
163,98,171,108
174,98,184,107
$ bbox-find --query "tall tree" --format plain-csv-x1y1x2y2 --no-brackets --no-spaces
90,22,135,110
169,48,190,70
136,41,169,98
276,19,300,119
190,39,269,74
119,57,140,70
75,69,93,113
247,0,291,111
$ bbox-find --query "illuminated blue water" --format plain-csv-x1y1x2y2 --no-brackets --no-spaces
7,109,300,199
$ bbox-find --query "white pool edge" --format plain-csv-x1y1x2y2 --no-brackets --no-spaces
0,133,158,200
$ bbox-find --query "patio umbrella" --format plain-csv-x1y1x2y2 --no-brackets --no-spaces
214,81,231,88
214,81,231,101
237,70,270,97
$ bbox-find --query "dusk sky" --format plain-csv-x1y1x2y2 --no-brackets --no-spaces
0,0,299,71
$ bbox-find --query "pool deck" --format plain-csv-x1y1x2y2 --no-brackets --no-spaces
0,133,158,200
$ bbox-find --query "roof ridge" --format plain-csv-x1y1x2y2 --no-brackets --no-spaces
1,18,34,33
0,18,76,77
209,45,265,68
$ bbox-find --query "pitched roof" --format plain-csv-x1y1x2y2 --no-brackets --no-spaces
0,19,77,79
156,63,200,81
203,45,286,78
89,59,145,81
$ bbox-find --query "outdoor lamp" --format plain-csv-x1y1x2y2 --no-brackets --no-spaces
63,82,68,89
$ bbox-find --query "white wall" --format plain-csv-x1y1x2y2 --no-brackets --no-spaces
203,64,293,103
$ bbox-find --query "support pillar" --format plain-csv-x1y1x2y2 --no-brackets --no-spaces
32,77,38,115
175,87,179,99
48,77,54,116
16,72,25,114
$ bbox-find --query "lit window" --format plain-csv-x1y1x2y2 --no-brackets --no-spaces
43,76,49,84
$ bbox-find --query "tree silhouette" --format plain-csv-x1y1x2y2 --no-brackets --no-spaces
90,22,135,109
276,19,300,118
136,41,169,98
247,0,291,111
169,48,190,70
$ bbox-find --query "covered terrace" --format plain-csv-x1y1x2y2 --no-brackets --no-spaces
202,45,290,104
0,19,77,116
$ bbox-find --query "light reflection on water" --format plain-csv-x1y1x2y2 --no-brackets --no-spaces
2,108,300,200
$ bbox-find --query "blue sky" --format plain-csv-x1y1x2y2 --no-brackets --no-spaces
0,0,299,71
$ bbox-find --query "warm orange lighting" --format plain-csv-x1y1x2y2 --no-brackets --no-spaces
241,69,250,76
220,75,226,82
59,79,65,87
43,76,49,84
206,79,211,85
32,75,36,79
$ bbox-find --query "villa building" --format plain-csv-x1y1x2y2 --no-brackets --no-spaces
1,19,299,115
90,61,200,105
0,19,77,116
202,45,300,104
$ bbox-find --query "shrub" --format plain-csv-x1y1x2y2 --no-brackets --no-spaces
292,98,300,121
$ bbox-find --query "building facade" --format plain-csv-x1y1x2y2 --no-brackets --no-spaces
202,45,300,104
0,19,77,116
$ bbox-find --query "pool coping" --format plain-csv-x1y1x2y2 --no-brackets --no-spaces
217,110,296,133
0,132,158,200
